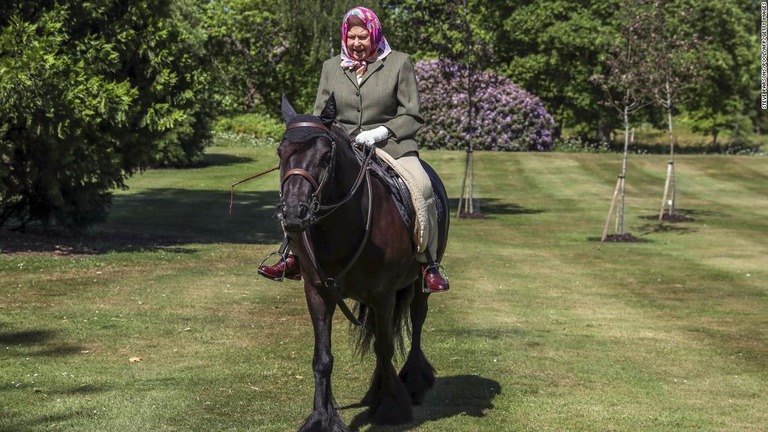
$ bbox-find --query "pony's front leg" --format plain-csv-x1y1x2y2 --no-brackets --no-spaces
298,281,348,432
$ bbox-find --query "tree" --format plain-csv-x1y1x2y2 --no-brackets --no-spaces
205,1,759,145
449,0,758,145
205,0,284,112
0,0,215,230
644,0,705,220
486,0,621,139
679,0,757,144
592,0,655,241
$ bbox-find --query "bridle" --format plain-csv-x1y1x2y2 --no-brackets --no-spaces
280,120,375,325
280,121,373,225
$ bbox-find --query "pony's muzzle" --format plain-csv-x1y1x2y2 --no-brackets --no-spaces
278,201,313,232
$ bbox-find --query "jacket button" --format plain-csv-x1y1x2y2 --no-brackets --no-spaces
356,107,360,112
355,92,360,96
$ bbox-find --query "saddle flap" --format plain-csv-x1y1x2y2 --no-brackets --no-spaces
353,147,416,248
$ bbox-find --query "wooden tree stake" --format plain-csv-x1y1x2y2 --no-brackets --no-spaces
601,175,624,241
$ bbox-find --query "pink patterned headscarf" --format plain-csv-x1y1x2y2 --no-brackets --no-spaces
340,7,391,75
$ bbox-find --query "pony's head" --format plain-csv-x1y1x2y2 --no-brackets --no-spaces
277,94,341,232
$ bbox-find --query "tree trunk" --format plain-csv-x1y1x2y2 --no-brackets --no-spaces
659,82,676,220
617,105,630,234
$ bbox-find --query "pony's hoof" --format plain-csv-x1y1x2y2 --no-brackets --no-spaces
298,411,349,432
368,392,413,425
399,356,436,405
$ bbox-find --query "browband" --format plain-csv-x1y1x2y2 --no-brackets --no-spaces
286,121,330,133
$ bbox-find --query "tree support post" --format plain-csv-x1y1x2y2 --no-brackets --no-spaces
456,147,475,218
658,160,676,220
601,175,624,242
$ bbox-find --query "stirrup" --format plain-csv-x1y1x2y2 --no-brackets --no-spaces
258,251,289,282
421,262,449,294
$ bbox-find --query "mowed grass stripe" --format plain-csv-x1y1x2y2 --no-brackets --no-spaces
432,151,767,430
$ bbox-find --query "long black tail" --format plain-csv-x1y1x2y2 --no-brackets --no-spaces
351,286,414,358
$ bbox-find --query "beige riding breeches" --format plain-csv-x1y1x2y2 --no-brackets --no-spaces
391,154,438,263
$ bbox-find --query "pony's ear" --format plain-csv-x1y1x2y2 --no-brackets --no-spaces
319,93,336,125
281,94,297,124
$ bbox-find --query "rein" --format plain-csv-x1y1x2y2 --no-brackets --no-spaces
282,121,376,326
229,165,280,215
300,172,372,326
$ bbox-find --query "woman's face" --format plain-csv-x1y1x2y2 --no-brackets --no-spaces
346,25,371,61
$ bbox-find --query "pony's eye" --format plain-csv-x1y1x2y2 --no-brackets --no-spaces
320,150,332,167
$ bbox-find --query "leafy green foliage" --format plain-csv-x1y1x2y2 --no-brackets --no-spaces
677,0,757,142
421,0,621,138
211,112,284,148
0,0,215,230
387,0,758,143
205,0,385,114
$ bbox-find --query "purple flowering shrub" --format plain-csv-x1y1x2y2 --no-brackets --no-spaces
415,59,555,151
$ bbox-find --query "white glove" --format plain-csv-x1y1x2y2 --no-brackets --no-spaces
355,126,390,147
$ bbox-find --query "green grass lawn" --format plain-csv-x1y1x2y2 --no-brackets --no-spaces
1,148,767,431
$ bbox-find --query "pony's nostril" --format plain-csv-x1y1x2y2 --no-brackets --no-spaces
298,204,309,219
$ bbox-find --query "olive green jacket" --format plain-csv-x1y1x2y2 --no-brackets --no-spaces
313,50,424,159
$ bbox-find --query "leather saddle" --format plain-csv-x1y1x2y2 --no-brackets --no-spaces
352,146,415,243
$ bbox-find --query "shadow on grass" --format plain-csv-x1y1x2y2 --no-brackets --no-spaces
0,329,56,344
447,198,543,217
583,208,726,242
638,208,724,222
586,234,651,243
106,188,284,245
0,382,109,396
0,329,86,358
636,223,698,236
633,208,724,236
0,410,102,431
1,188,284,255
1,193,539,255
346,374,501,431
191,152,258,168
603,139,764,155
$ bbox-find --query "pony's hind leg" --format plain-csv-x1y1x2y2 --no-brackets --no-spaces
299,282,349,432
398,286,436,405
364,299,413,425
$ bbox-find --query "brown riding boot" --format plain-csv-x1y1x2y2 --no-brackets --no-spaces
423,264,449,293
258,254,301,281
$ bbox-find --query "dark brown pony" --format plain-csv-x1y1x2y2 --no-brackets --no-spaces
276,94,449,431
